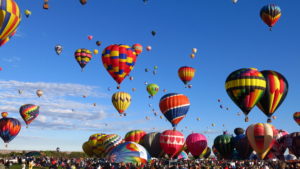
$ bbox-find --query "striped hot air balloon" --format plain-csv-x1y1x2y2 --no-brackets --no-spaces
19,104,39,127
159,93,190,129
74,48,92,71
112,92,131,115
178,66,195,87
0,0,21,47
293,112,300,126
260,4,281,31
82,141,94,157
160,130,185,158
246,123,277,159
0,112,21,144
256,70,288,123
124,130,147,144
225,68,266,122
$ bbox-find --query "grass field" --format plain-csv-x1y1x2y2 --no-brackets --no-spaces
10,164,63,169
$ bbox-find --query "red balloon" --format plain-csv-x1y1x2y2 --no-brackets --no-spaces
186,133,207,157
160,130,184,158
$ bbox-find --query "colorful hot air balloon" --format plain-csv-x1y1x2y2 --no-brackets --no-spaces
82,141,94,157
0,112,21,144
0,29,16,47
199,147,211,159
124,130,147,144
178,66,196,87
88,133,107,157
43,0,49,9
0,0,21,47
256,70,288,123
101,134,123,156
146,46,152,51
146,84,159,98
159,93,190,129
74,48,92,71
102,44,140,88
80,0,87,5
36,89,43,97
260,4,281,31
269,129,289,160
19,104,39,127
107,142,150,164
225,68,266,122
286,132,300,158
132,44,143,55
293,112,300,125
24,9,31,18
176,151,188,160
213,133,234,159
246,123,276,159
112,92,131,115
186,133,207,157
96,41,102,46
141,132,163,158
160,130,184,158
192,48,197,54
55,45,63,55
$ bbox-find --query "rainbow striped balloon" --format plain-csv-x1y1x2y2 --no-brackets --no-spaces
19,104,39,126
159,93,190,128
178,66,195,85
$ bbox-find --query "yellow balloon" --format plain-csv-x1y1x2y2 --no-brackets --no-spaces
82,141,94,157
93,49,98,55
112,92,131,115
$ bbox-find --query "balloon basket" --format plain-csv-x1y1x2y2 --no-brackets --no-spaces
5,144,7,148
117,85,120,89
267,118,272,123
26,125,28,128
245,117,249,122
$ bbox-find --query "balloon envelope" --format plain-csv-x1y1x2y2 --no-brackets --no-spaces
213,134,234,159
260,4,281,29
141,132,163,158
178,66,196,85
125,130,147,144
19,104,39,125
112,92,131,114
160,130,184,158
0,113,21,143
293,112,300,126
186,133,207,157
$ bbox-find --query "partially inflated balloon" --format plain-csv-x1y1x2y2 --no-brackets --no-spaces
293,112,300,126
178,66,196,86
225,68,266,122
55,45,63,55
199,147,211,159
102,44,139,86
235,135,253,160
246,123,276,159
124,130,146,144
74,49,92,71
186,133,207,157
101,134,123,156
0,112,21,144
141,132,163,158
260,4,281,30
82,141,94,157
256,70,288,123
19,104,39,126
112,92,131,115
213,134,234,159
0,0,21,47
160,130,184,158
146,84,159,97
269,129,289,160
159,93,190,128
286,132,300,158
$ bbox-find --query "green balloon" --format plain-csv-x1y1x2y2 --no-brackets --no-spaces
146,84,159,97
213,134,234,160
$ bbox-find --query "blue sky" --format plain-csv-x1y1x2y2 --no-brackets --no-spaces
0,0,299,151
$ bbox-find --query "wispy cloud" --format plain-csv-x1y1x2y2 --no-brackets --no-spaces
1,56,21,63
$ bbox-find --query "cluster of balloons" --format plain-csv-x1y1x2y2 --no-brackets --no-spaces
225,68,288,122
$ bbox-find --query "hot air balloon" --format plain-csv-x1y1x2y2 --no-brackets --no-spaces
186,133,207,158
192,48,197,54
80,0,87,5
199,147,211,159
260,4,281,31
146,84,159,98
88,133,107,156
0,112,21,145
196,117,200,121
256,70,288,123
96,41,102,46
232,0,238,4
151,31,156,36
246,123,276,159
112,92,131,115
24,9,31,18
234,128,245,136
93,49,98,55
269,129,289,160
286,132,300,158
129,76,134,81
225,68,266,122
101,134,123,156
146,46,152,51
43,0,49,9
74,48,93,71
160,130,184,158
82,141,94,157
107,142,150,164
19,104,39,127
55,45,63,55
190,54,195,59
87,35,93,40
36,89,43,97
176,151,188,160
235,135,253,160
124,130,146,144
213,133,234,159
293,112,300,125
0,0,21,47
102,44,140,88
18,89,23,95
159,93,190,129
132,44,143,55
141,132,163,158
178,66,196,87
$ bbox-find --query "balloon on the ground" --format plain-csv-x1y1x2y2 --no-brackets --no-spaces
177,151,188,160
19,104,39,126
235,135,253,160
159,93,190,128
160,130,184,158
107,142,150,164
124,130,147,144
225,68,266,122
199,147,211,159
101,134,123,156
74,48,93,71
256,70,288,123
260,4,281,30
213,133,234,159
0,112,21,143
246,123,276,159
186,133,207,157
112,92,131,115
82,141,94,157
141,132,163,158
269,129,289,160
286,132,300,158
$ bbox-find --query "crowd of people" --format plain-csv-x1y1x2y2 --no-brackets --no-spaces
0,156,299,169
